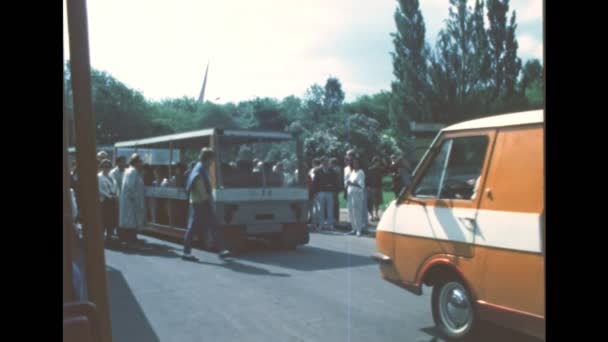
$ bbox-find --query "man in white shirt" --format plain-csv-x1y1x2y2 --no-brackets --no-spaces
98,159,119,240
110,156,127,193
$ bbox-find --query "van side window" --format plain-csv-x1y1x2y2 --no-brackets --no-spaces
413,136,488,200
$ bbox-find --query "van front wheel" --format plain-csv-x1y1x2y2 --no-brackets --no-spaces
431,280,476,340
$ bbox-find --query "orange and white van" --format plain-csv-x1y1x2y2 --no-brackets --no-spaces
373,110,544,340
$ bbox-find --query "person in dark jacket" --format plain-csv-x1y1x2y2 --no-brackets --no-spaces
329,157,342,223
312,156,339,230
367,156,385,221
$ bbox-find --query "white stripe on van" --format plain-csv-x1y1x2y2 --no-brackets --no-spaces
377,202,542,254
474,209,542,253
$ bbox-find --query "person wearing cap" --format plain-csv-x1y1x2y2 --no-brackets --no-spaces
182,147,232,261
98,159,119,240
118,154,145,244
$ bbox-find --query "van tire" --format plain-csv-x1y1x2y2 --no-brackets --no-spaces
431,279,477,340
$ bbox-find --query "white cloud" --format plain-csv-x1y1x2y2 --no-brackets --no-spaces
518,34,543,60
512,0,543,22
64,0,541,103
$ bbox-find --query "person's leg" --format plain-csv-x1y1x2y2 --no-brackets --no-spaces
183,203,198,255
325,192,334,229
203,202,230,257
353,191,364,235
318,192,328,229
312,194,320,230
366,187,373,218
361,188,369,229
372,188,379,220
117,227,125,242
101,201,110,239
333,192,339,222
347,193,356,234
377,188,383,219
109,199,118,237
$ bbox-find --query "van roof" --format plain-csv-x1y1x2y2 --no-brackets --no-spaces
443,110,544,132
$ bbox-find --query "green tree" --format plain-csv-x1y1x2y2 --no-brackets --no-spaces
431,0,501,122
251,97,287,131
303,84,325,124
88,68,161,143
343,91,391,130
150,97,202,132
280,95,304,123
487,0,521,99
323,77,345,113
520,59,543,108
390,0,431,129
520,59,543,93
199,102,240,129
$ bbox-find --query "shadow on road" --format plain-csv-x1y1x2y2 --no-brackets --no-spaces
105,239,183,259
106,266,162,342
188,258,291,277
235,240,377,271
419,323,542,342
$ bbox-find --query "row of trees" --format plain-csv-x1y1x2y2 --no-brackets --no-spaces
390,0,543,150
64,0,542,165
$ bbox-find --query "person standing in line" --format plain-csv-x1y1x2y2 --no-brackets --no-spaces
109,156,127,192
346,158,366,237
329,157,342,224
98,159,119,241
367,156,385,221
343,150,355,229
312,156,339,231
118,154,146,245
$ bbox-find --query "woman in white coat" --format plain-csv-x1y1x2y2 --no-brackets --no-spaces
346,158,366,237
119,154,145,244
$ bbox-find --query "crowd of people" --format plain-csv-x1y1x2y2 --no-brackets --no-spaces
306,149,414,236
68,147,414,264
70,152,146,245
69,148,232,262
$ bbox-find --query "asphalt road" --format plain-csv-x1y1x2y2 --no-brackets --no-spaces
104,231,542,342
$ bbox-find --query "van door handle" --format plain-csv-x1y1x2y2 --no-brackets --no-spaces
485,188,493,200
457,217,476,230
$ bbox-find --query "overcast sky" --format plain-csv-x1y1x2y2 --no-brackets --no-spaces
63,0,542,103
